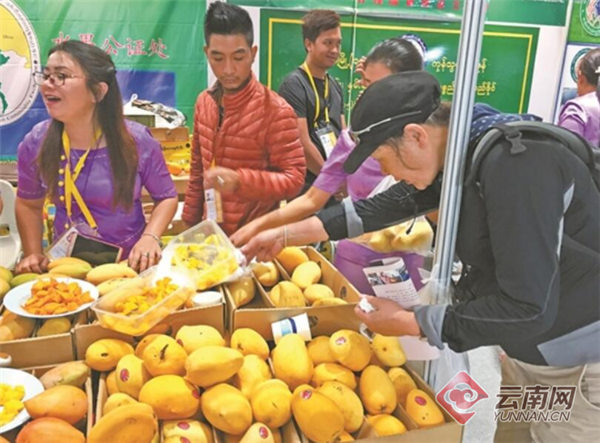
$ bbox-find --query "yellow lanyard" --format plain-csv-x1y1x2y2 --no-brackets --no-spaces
62,129,102,231
302,62,330,128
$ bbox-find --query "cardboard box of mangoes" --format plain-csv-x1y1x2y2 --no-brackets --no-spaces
224,246,361,340
1,361,93,442
73,286,226,361
283,330,462,443
0,308,86,368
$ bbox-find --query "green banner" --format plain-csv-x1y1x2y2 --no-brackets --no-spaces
233,0,568,26
261,9,538,116
1,0,206,160
567,0,600,43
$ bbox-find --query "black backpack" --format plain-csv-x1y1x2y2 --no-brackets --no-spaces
467,121,600,191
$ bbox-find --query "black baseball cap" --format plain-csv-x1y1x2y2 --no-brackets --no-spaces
343,71,441,174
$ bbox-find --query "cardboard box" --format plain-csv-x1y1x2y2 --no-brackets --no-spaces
96,372,219,443
149,127,191,177
294,365,462,443
0,311,85,368
225,247,361,340
74,298,225,360
0,362,94,442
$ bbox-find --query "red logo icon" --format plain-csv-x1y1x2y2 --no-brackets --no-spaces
436,371,488,424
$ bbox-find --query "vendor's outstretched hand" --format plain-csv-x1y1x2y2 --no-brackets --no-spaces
16,253,49,274
128,235,162,272
230,219,260,248
354,295,421,337
240,226,284,263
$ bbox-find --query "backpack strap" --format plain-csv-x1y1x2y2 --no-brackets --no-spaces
467,120,600,190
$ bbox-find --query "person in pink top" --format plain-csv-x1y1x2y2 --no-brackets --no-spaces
232,38,426,293
16,41,177,274
558,47,600,146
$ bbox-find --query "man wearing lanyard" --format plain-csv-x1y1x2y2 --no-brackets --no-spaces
278,9,345,198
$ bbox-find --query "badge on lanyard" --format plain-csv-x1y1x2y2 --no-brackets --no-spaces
204,188,223,223
316,124,337,159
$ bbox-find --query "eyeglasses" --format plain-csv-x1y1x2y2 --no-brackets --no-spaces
348,110,423,145
32,71,83,86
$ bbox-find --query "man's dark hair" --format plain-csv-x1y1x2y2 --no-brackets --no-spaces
204,1,253,46
302,9,340,44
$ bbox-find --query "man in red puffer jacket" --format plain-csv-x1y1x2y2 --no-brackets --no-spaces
182,1,306,235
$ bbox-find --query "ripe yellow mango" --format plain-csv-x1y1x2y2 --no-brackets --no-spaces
230,328,269,360
106,370,119,395
307,336,336,365
239,422,275,443
317,381,364,433
275,247,308,274
88,402,157,443
311,363,356,390
371,334,406,367
86,263,137,285
312,297,347,307
115,354,151,399
24,385,87,425
103,392,138,415
138,375,200,420
304,283,334,304
39,361,90,389
367,230,394,253
405,389,445,428
271,333,314,390
0,266,13,283
329,330,372,372
85,338,134,371
185,346,244,387
291,261,321,290
175,325,225,354
142,334,187,376
366,414,407,436
359,365,397,415
201,383,252,435
291,387,345,443
232,354,272,398
388,367,417,406
47,257,91,270
0,312,35,341
48,263,92,279
269,281,305,308
250,379,292,428
162,419,212,443
227,276,256,307
9,273,39,287
37,317,71,337
252,261,280,287
96,277,133,296
16,417,85,443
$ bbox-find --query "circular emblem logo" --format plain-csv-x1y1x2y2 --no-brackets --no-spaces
580,0,600,37
0,0,40,126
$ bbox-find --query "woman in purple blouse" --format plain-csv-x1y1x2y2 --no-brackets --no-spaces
558,47,600,147
231,38,427,293
16,40,177,274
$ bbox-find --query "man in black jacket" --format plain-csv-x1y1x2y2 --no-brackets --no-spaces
242,72,600,441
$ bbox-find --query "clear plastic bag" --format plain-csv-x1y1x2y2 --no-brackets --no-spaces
350,216,434,254
158,220,246,290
